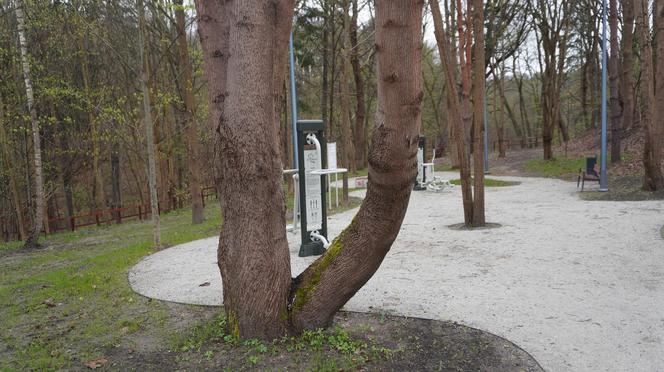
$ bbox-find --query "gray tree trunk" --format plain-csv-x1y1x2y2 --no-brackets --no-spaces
174,0,204,224
138,0,161,247
16,2,45,249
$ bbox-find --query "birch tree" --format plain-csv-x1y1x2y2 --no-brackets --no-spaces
16,1,46,249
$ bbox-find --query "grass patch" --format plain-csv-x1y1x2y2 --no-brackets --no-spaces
450,178,519,187
0,204,224,370
0,195,369,371
171,316,396,371
523,157,586,178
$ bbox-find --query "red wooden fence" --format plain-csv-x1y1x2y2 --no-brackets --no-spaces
1,187,219,241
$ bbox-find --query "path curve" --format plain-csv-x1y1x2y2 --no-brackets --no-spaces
129,172,664,372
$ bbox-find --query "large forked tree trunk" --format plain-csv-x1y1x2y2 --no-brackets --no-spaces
174,0,204,224
196,0,423,339
609,0,622,164
16,2,45,249
637,0,664,190
471,0,486,226
430,0,473,226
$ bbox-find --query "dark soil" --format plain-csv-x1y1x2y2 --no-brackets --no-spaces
99,310,543,372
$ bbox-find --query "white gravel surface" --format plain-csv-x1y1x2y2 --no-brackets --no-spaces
128,172,664,372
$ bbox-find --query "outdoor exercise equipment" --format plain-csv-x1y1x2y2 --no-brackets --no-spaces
296,120,334,257
288,33,345,257
414,137,435,191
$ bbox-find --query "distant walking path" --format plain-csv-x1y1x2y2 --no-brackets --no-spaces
129,172,664,372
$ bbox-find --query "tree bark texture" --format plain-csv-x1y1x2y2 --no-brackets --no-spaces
340,0,357,173
0,103,27,241
175,0,204,224
536,0,570,160
609,0,622,164
196,0,423,339
16,1,45,249
621,0,635,132
637,0,664,190
138,0,161,247
430,0,474,225
289,0,423,331
195,0,230,191
351,0,367,170
651,0,664,188
197,0,295,340
471,0,486,226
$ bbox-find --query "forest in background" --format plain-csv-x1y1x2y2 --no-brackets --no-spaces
1,0,662,242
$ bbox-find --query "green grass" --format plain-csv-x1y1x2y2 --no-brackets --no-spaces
0,194,369,370
0,204,223,370
524,157,586,178
450,178,519,187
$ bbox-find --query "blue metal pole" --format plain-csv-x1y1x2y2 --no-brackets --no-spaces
599,0,609,191
289,32,299,169
484,86,489,174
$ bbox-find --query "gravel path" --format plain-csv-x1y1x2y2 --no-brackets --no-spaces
129,172,664,372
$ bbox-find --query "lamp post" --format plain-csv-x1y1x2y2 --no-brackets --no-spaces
599,0,609,191
289,32,299,169
484,86,489,174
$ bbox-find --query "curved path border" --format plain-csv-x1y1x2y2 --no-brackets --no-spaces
129,172,664,372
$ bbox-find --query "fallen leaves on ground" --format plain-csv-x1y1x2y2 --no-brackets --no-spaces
84,358,108,369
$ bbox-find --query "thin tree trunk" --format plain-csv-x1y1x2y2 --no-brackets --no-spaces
16,2,45,249
340,0,357,173
111,138,121,224
471,0,485,226
321,0,330,140
0,103,27,241
446,0,460,168
138,0,161,247
175,0,204,224
496,70,507,158
609,0,622,163
430,0,473,225
78,33,106,211
621,0,635,132
195,0,229,192
351,0,366,170
652,0,664,187
498,72,524,147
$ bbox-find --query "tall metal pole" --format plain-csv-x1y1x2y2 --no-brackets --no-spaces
289,32,299,169
599,0,609,191
484,86,489,174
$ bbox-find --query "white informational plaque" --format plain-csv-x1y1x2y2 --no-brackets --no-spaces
304,149,322,230
327,142,338,170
